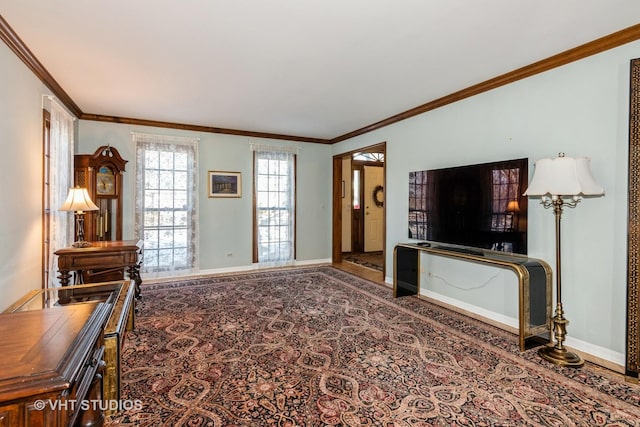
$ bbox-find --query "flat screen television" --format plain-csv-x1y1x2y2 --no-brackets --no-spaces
408,158,528,254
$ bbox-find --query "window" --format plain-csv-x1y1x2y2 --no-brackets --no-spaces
42,98,75,289
490,167,521,233
253,146,296,266
408,170,429,239
43,109,51,289
134,133,199,275
353,169,361,210
353,152,384,162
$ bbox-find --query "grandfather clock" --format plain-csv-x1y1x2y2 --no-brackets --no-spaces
74,146,127,242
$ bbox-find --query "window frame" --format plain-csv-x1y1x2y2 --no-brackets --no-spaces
252,151,297,264
134,134,199,275
42,109,51,289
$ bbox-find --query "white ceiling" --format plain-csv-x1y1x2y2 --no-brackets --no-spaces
2,0,640,141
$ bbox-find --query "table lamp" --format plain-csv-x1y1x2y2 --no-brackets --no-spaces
60,187,99,248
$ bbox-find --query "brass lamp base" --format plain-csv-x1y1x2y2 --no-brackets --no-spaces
539,345,584,367
72,240,92,248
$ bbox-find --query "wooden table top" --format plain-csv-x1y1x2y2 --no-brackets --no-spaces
55,239,142,255
0,302,108,401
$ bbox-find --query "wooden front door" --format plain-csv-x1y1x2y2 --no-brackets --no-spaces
363,165,384,252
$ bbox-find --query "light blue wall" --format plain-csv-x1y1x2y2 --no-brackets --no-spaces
0,40,54,310
1,19,636,365
77,121,333,272
333,40,640,363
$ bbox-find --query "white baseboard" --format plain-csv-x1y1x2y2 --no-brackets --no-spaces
293,258,332,266
422,290,625,372
563,336,625,371
422,289,520,330
142,258,332,284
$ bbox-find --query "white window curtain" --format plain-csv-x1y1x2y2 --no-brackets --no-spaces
252,144,297,267
48,98,75,288
133,132,199,277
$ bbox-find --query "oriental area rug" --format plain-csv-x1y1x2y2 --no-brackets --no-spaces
106,267,640,426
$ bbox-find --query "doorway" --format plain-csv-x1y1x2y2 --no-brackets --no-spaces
332,143,386,278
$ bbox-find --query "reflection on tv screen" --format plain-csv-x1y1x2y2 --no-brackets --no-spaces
409,158,528,254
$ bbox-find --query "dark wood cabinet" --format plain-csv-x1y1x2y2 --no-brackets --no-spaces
74,146,127,243
4,281,136,417
0,302,111,426
55,240,143,299
74,146,129,283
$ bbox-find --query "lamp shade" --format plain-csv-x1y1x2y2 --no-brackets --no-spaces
523,154,604,197
506,200,520,213
59,187,99,212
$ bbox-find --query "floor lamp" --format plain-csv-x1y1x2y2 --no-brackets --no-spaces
524,153,604,367
60,187,99,248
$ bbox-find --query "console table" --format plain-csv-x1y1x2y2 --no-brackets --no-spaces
394,242,552,351
5,280,135,417
55,240,143,299
0,301,111,426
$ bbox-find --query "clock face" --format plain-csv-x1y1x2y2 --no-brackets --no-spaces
96,167,116,196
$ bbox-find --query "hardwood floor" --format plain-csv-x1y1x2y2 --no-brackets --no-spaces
332,261,387,287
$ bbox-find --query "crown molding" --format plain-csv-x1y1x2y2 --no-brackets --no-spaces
330,23,640,143
80,113,332,144
2,13,639,145
0,15,82,117
0,14,330,144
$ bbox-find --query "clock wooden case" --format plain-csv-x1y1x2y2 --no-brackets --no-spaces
74,146,127,242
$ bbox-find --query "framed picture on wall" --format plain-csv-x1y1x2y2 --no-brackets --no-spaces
208,171,241,198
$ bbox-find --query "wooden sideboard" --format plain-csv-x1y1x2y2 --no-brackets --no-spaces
55,240,143,299
0,302,111,426
4,280,136,417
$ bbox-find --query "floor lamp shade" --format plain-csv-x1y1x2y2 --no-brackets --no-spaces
524,153,604,367
524,155,604,197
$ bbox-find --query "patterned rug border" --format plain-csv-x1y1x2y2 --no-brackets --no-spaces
137,265,640,416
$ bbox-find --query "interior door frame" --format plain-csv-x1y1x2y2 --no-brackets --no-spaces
332,142,386,268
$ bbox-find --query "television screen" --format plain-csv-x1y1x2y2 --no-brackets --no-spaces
408,158,528,254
